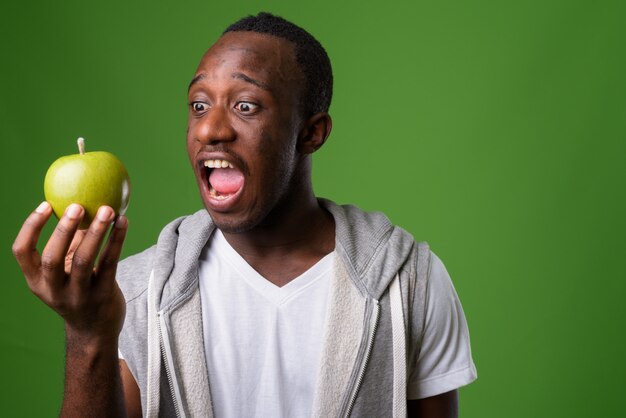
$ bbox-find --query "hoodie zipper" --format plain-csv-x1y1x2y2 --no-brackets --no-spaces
343,302,380,418
158,311,186,418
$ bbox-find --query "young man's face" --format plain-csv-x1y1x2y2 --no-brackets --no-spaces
187,31,307,233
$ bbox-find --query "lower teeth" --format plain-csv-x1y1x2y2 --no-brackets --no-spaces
209,186,231,200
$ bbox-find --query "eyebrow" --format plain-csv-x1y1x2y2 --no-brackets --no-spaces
188,74,206,91
232,72,271,91
187,72,271,92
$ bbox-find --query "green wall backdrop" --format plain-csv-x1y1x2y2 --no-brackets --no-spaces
2,1,625,416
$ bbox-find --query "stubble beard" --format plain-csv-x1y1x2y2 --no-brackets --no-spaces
210,138,301,235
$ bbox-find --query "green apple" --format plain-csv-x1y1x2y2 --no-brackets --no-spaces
44,138,130,229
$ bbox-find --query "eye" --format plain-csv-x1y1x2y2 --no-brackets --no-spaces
234,101,259,114
190,101,208,113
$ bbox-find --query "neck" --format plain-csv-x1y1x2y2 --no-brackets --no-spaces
220,179,335,286
223,190,334,258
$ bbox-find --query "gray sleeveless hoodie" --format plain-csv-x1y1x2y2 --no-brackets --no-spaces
117,199,431,417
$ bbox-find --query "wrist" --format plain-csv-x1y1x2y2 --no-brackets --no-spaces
64,324,120,358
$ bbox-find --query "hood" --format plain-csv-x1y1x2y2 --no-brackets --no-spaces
320,199,417,300
152,211,215,311
151,199,417,309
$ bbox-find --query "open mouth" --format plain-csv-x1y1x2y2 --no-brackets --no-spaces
203,159,245,201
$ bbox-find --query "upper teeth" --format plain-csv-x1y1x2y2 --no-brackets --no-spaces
204,159,233,168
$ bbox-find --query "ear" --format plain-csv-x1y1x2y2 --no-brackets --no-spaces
297,112,333,154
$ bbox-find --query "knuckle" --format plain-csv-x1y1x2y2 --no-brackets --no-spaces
23,215,40,229
55,222,72,236
98,256,118,273
112,229,127,244
40,254,58,273
87,226,105,240
71,253,92,271
11,242,24,259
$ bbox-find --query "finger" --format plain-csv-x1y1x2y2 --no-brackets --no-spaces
70,206,116,287
12,202,53,282
65,229,87,275
95,215,129,290
40,204,85,287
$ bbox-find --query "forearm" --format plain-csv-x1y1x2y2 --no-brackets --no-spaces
13,204,130,417
407,390,458,418
60,329,127,418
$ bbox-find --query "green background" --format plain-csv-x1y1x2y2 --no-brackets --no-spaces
2,0,625,416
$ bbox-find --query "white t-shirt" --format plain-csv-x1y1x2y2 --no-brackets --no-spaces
197,230,476,417
199,230,334,418
408,251,477,399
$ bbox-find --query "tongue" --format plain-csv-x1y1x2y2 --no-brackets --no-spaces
209,168,244,194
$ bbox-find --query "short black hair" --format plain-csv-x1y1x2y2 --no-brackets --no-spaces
224,12,333,117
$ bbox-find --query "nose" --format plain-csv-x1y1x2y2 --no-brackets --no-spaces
194,105,236,145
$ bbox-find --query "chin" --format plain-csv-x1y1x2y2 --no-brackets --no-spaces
200,171,296,234
204,207,263,234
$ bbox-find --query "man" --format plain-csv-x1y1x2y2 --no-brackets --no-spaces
13,12,476,418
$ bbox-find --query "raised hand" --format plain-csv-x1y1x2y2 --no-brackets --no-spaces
13,201,130,417
12,201,128,344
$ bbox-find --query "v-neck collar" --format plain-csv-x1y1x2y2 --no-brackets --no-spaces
212,230,335,305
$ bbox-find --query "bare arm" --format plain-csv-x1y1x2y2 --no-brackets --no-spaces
120,360,142,418
407,390,458,418
12,202,129,417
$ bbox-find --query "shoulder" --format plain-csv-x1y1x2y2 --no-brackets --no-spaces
408,249,478,398
117,245,156,303
115,209,213,304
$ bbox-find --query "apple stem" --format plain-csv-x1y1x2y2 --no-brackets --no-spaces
77,137,85,155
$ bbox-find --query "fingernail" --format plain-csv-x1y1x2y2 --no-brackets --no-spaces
35,201,50,214
115,215,128,229
66,204,83,219
96,206,113,222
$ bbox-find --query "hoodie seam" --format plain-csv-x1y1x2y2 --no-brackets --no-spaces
161,274,200,313
419,248,433,343
411,246,419,321
358,224,394,277
342,224,394,300
159,218,215,312
124,287,148,304
335,242,370,298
